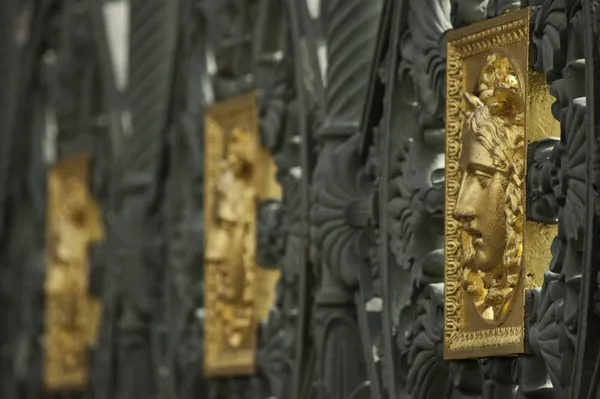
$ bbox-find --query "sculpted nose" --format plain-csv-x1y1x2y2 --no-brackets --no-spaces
453,183,476,222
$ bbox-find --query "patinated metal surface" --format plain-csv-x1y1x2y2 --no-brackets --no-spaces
4,0,600,398
445,9,558,359
44,152,104,391
204,92,280,377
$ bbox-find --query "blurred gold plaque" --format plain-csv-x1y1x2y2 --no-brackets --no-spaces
444,9,558,359
45,152,104,390
204,92,280,376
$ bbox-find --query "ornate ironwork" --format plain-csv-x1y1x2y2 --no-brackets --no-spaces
2,0,600,398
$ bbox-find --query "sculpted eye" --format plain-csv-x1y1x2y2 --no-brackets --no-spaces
474,171,492,187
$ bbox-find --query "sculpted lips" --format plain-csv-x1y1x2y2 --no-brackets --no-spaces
464,225,483,246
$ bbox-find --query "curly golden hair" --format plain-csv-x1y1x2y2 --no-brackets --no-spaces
459,53,525,320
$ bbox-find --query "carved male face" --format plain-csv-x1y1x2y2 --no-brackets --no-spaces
453,124,508,279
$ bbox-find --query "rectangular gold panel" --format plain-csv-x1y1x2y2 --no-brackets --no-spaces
444,9,559,359
204,92,280,376
45,152,104,390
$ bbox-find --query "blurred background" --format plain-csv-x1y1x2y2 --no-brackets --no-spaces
0,0,319,398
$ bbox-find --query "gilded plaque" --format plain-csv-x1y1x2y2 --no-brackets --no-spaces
444,9,559,359
45,152,104,390
204,92,281,376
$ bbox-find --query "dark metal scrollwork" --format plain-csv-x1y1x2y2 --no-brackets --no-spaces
4,0,600,398
527,138,561,224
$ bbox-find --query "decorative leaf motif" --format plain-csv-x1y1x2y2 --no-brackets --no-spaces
400,0,452,126
532,0,567,83
311,134,374,288
324,0,382,126
527,12,586,396
397,284,481,398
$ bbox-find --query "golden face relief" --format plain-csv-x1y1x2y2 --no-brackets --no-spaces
45,152,104,391
445,8,559,359
451,53,525,322
454,126,509,277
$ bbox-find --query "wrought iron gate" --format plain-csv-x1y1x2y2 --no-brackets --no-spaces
1,0,600,398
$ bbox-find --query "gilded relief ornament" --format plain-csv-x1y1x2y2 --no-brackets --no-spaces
44,152,104,391
207,127,257,349
445,9,559,359
204,92,281,376
455,52,525,322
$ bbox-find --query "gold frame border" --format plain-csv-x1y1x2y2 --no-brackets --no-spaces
444,9,529,355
